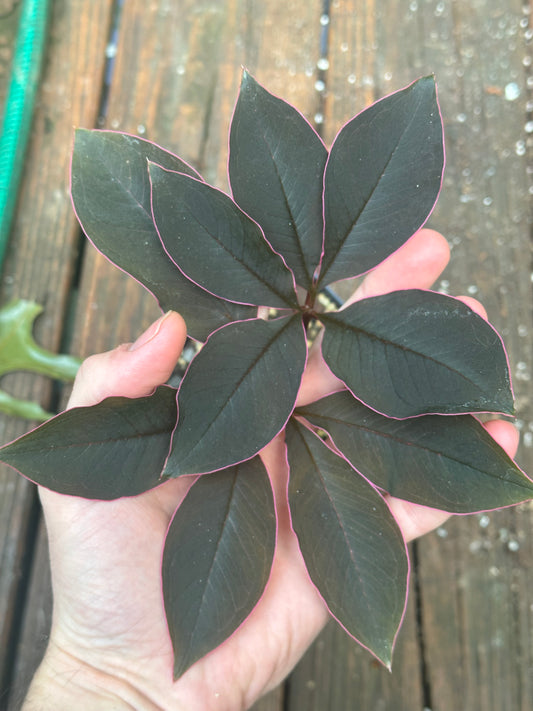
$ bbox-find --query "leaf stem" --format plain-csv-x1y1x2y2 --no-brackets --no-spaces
302,290,317,331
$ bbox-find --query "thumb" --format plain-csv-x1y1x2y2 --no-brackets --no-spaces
68,311,187,408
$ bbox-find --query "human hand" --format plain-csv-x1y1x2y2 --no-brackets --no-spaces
23,229,519,711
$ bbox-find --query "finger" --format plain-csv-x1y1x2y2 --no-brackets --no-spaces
387,499,450,543
455,295,488,320
347,228,450,305
389,416,520,542
296,330,344,406
68,311,187,408
483,418,520,458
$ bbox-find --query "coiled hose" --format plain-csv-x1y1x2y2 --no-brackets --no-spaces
0,0,50,270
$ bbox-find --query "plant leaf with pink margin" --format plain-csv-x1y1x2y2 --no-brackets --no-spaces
285,417,408,668
228,70,327,290
71,130,254,342
0,386,177,499
321,289,514,419
318,76,444,288
296,391,533,513
150,164,299,309
163,456,276,679
163,315,307,478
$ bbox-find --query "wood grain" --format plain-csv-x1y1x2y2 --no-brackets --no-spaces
0,0,114,705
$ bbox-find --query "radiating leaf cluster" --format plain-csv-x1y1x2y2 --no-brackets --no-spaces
2,71,531,679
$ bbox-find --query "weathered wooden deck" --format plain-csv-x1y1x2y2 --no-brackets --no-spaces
0,1,532,709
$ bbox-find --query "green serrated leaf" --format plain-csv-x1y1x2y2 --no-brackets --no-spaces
319,76,444,287
0,386,177,499
285,417,408,667
228,70,328,290
71,130,254,341
164,315,307,477
321,290,514,418
163,457,276,679
296,391,533,512
150,163,299,309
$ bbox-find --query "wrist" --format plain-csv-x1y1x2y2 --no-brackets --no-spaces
22,642,163,711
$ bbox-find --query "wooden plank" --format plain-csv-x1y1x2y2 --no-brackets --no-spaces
0,477,37,703
411,0,533,708
6,519,51,711
0,0,114,704
417,505,533,711
203,0,323,190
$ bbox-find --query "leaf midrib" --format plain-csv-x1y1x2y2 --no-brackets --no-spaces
3,424,171,459
322,312,484,390
297,411,530,489
187,473,239,652
292,422,376,610
177,317,301,467
258,126,314,286
320,89,425,283
183,194,296,308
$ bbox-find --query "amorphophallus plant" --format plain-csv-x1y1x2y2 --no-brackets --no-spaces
1,71,532,678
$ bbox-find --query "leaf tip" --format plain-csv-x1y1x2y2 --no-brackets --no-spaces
373,643,393,671
172,655,191,682
240,67,259,95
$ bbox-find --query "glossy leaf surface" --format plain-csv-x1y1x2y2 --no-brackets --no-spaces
229,71,327,289
0,386,177,498
150,164,298,308
321,290,513,418
285,418,407,667
296,391,533,512
163,457,276,679
164,315,307,477
72,130,253,341
319,76,444,287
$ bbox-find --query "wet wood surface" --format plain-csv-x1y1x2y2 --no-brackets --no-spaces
0,1,531,709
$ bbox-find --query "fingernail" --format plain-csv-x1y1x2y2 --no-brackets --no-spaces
128,311,174,351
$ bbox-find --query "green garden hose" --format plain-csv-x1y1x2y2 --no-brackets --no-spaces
0,0,50,269
0,2,81,421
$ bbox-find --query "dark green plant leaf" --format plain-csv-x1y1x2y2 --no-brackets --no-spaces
296,391,533,513
150,163,299,309
0,386,177,499
71,130,254,341
228,70,328,289
321,290,514,418
164,315,306,477
318,76,444,287
285,418,408,667
163,457,276,679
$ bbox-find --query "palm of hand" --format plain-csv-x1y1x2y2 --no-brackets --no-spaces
41,434,328,710
36,230,515,710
